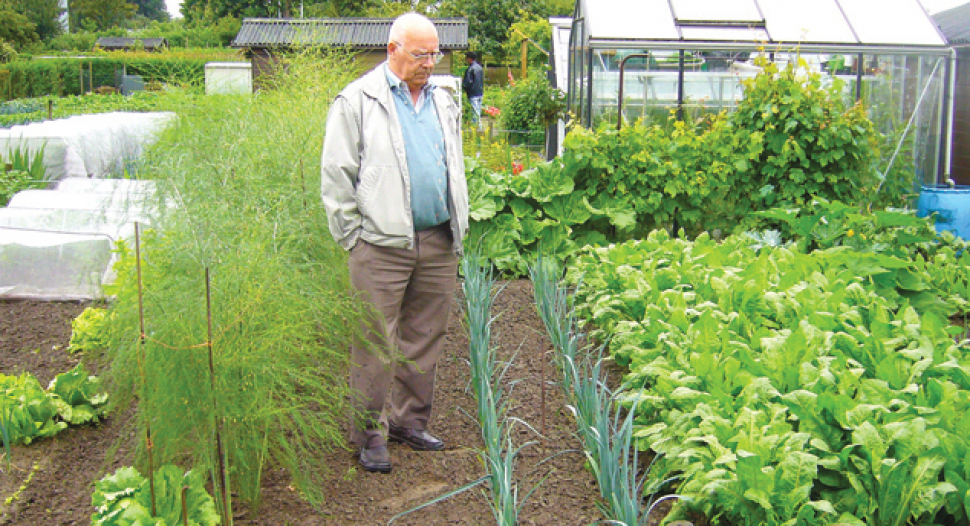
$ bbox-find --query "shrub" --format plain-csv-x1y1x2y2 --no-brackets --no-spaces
499,71,565,146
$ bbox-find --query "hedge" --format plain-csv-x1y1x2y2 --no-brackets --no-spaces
0,55,210,101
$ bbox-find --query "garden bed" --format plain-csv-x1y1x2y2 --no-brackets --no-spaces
0,281,626,525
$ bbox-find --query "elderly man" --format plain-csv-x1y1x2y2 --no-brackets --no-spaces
320,13,469,474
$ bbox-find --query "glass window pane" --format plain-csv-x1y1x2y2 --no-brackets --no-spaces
586,0,678,40
670,0,762,23
680,26,769,41
759,0,857,43
840,0,947,46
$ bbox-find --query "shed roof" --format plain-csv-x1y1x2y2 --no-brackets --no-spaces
578,0,948,50
95,37,168,50
232,18,468,49
933,2,970,44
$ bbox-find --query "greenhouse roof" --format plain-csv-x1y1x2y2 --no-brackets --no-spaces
580,0,948,50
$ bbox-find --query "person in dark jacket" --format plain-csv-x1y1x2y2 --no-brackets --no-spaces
462,51,484,128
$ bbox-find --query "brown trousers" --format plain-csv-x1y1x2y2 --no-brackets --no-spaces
348,223,457,448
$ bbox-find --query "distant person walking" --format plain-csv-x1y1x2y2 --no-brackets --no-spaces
320,12,469,474
462,51,484,128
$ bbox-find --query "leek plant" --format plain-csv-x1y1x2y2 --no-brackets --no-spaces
532,255,684,524
102,49,363,511
461,250,541,525
528,254,582,399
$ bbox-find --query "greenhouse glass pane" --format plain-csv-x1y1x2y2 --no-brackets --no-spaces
680,26,768,41
759,0,857,43
840,0,947,46
860,54,946,186
585,0,678,40
670,0,762,23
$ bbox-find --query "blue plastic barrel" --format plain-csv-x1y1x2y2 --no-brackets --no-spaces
917,185,970,239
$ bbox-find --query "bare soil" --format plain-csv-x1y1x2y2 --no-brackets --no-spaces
0,280,626,525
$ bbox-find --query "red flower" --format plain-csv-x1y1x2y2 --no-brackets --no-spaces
512,162,524,175
484,106,501,117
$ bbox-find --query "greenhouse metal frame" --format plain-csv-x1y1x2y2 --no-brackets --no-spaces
566,0,956,184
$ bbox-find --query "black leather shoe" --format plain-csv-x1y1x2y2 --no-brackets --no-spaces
388,423,445,451
359,444,392,473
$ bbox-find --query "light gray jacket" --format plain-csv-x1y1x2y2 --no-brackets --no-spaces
320,64,468,254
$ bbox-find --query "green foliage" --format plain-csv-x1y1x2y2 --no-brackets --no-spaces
501,12,551,72
91,465,220,526
8,0,64,42
126,18,241,48
0,5,39,50
0,364,108,447
70,0,137,32
68,307,110,354
731,57,880,210
0,142,46,205
499,71,565,146
438,0,522,59
45,31,98,52
0,372,64,446
567,225,970,524
0,91,190,128
0,52,216,101
465,59,896,277
102,50,363,510
181,0,287,23
129,0,168,22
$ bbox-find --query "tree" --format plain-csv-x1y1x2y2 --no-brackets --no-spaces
530,0,574,17
0,3,39,49
130,0,169,21
304,0,380,17
441,0,517,59
71,0,136,31
8,0,64,42
181,0,287,22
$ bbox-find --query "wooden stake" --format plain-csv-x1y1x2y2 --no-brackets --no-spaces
181,486,189,526
540,349,547,452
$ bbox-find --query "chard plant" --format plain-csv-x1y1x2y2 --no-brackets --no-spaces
101,49,364,511
569,227,970,524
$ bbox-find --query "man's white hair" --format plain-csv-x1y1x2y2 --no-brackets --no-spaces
388,12,437,44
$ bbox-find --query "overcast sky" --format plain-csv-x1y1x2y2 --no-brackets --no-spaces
162,0,970,21
165,0,182,19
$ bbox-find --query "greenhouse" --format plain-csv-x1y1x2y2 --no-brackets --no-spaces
566,0,955,184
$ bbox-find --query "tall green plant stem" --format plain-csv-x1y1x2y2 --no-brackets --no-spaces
205,268,232,526
134,223,157,517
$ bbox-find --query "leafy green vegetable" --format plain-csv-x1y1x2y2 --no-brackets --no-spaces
92,465,221,526
68,307,110,354
0,364,108,447
569,226,970,524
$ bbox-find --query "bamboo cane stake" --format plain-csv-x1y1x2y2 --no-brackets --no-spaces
135,223,157,517
540,349,547,453
181,486,189,526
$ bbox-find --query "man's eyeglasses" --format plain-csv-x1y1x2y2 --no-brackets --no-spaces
394,41,444,65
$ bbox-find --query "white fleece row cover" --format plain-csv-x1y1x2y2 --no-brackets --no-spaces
0,177,164,300
0,111,175,181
